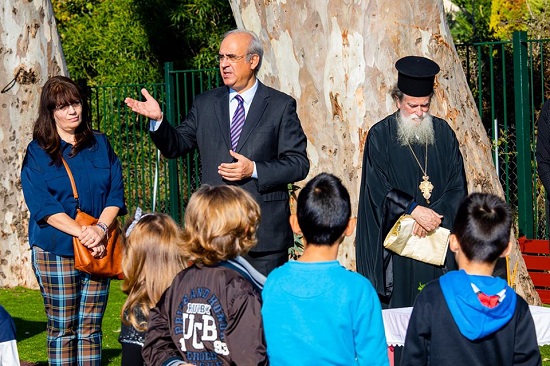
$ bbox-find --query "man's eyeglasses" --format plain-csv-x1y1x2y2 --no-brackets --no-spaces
54,101,82,113
216,53,253,63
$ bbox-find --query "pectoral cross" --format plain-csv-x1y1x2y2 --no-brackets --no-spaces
419,175,433,204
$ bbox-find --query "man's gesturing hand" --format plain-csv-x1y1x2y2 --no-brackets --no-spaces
124,88,163,121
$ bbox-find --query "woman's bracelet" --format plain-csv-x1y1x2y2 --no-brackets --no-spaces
96,222,109,239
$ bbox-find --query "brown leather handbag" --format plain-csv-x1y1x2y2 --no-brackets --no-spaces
62,158,124,279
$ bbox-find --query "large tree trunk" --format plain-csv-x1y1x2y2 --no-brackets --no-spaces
0,0,66,288
230,0,541,304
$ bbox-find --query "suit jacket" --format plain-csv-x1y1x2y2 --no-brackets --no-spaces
151,81,309,252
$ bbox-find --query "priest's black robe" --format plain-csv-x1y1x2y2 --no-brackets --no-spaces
356,112,467,308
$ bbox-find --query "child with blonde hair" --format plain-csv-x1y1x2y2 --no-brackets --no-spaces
118,209,188,366
142,185,268,365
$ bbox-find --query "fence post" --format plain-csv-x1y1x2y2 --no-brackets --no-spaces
513,31,534,238
164,62,181,223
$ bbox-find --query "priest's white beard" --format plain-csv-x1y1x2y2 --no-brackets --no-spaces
397,111,435,146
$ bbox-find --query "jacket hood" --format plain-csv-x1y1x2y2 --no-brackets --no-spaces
439,269,516,340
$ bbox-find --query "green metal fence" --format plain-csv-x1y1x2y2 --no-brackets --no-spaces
87,66,221,224
161,64,221,222
456,31,550,239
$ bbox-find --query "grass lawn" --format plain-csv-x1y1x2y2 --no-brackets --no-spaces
0,281,125,365
1,283,550,365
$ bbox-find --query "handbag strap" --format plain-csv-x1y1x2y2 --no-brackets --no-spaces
61,157,81,209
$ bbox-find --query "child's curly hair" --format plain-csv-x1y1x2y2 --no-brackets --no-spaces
182,185,261,265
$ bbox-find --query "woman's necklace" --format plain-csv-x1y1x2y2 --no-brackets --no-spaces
407,142,433,203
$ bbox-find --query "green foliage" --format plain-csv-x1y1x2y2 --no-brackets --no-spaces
54,0,162,86
289,233,304,260
526,0,550,38
448,0,550,42
288,183,304,260
489,0,528,40
52,0,98,23
52,0,235,86
169,0,236,69
447,0,495,43
526,0,549,18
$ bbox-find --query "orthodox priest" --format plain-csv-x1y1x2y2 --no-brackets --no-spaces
356,56,467,309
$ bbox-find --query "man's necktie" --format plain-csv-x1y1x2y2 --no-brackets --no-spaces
230,95,245,150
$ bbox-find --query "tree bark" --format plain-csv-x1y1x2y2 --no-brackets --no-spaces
0,0,66,288
229,0,541,304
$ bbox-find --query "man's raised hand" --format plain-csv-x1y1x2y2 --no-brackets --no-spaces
124,88,163,121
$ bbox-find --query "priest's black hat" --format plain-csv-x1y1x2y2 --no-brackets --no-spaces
395,56,440,97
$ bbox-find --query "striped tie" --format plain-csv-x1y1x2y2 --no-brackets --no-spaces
230,95,245,151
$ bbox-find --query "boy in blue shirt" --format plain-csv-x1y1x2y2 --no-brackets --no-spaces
401,193,541,366
262,173,389,365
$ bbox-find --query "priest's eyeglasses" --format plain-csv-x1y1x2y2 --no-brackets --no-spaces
217,53,253,63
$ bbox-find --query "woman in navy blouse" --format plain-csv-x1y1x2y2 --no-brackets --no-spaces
21,76,126,366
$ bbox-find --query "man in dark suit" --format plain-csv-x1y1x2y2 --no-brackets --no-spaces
125,29,309,275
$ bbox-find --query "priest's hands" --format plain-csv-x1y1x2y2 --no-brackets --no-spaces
411,205,443,237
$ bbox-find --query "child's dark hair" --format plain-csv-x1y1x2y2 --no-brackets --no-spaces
297,173,351,245
452,192,512,263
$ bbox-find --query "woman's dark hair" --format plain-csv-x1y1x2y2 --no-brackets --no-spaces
33,76,94,165
452,192,512,263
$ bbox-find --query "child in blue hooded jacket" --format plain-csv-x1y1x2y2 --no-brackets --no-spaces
401,193,541,366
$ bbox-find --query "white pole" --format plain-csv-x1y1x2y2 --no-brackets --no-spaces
153,149,160,211
494,118,499,179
